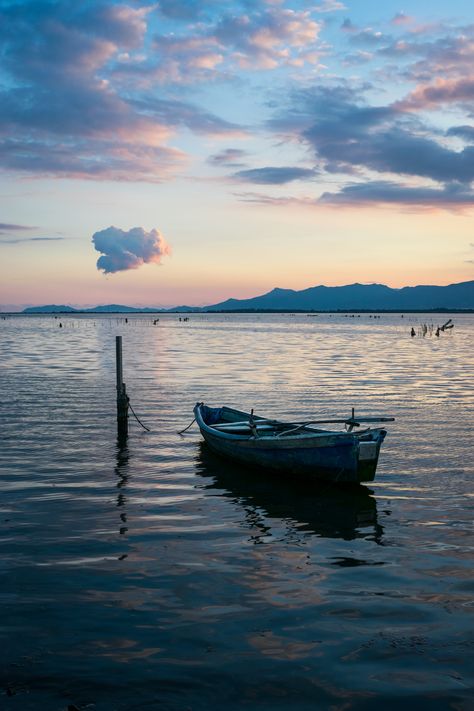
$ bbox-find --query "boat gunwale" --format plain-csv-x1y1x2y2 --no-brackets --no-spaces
194,403,362,444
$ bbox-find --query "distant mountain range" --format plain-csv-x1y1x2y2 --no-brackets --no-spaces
20,280,474,313
206,280,474,311
21,303,194,314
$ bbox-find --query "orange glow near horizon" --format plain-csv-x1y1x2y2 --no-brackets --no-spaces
2,0,474,307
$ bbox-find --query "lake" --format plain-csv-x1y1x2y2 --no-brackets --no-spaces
1,312,473,710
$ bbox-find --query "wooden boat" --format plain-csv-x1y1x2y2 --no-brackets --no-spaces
193,403,394,484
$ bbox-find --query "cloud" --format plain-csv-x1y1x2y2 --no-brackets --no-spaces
156,0,276,22
0,136,185,182
233,166,316,184
391,13,414,26
0,222,36,232
0,1,241,181
447,125,474,142
214,8,321,69
92,226,171,274
30,237,64,241
0,80,173,146
237,69,474,211
208,148,248,167
0,236,64,245
0,1,323,183
314,1,347,13
157,0,222,21
135,34,227,84
236,181,474,210
131,97,246,136
319,180,474,208
235,191,313,206
0,3,147,87
349,29,391,46
378,25,474,80
397,77,474,111
1,0,473,206
268,85,474,184
342,50,373,65
147,6,323,81
0,222,61,243
0,1,187,181
341,18,357,32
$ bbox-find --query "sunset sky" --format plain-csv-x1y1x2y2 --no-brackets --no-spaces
1,0,474,309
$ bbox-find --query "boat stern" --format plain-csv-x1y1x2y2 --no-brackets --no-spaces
357,429,387,482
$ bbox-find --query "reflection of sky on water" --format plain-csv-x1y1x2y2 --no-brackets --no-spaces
0,313,473,709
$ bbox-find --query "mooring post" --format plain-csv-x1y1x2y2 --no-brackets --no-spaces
116,336,128,437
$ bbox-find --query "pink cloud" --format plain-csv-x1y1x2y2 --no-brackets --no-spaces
214,9,321,68
0,1,248,180
193,52,224,69
397,77,474,110
382,29,474,81
92,226,171,273
147,7,323,80
391,13,415,26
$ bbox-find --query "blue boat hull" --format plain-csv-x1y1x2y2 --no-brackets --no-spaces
194,404,386,484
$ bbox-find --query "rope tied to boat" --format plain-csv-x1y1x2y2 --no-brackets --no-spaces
128,399,151,432
177,418,196,435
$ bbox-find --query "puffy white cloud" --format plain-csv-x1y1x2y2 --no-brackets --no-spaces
92,226,171,274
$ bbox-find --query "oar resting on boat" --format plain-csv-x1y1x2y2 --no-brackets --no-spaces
211,415,395,432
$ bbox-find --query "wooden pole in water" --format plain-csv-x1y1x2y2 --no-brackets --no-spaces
116,336,128,438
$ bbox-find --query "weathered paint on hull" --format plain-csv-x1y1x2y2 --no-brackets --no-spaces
201,430,361,483
194,404,387,484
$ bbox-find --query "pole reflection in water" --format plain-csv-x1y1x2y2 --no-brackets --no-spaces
115,436,130,552
195,443,385,547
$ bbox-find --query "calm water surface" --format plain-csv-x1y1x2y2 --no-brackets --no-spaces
1,313,473,710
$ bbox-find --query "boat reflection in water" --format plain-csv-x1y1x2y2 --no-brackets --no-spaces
195,443,384,544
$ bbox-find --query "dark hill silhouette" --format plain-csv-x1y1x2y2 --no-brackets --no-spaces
20,280,474,313
205,280,474,311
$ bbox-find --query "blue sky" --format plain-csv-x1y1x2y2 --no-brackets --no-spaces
1,0,473,308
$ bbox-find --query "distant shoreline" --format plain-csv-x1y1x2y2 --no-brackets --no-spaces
3,308,474,315
9,280,473,314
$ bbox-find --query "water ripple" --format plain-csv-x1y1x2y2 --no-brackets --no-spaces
0,312,473,709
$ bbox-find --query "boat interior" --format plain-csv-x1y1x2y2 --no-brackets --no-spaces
201,405,376,439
